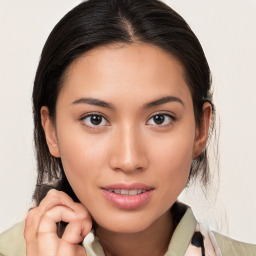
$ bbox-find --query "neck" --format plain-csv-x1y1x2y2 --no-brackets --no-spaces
95,210,174,256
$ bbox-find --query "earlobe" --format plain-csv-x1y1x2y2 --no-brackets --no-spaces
193,102,212,159
41,106,60,158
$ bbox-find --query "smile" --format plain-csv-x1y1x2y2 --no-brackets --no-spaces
105,189,149,195
101,183,154,209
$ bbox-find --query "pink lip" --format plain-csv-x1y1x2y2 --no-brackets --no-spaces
101,183,154,210
102,183,154,190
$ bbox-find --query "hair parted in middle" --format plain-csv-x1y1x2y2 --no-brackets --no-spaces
32,0,215,205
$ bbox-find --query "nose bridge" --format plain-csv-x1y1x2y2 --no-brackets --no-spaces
109,122,147,172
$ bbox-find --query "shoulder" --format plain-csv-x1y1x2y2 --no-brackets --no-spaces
0,221,26,256
213,231,256,256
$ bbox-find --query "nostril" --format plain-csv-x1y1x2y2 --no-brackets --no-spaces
109,158,148,173
108,132,148,172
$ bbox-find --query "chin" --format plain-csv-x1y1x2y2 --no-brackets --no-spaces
97,220,153,234
93,209,163,234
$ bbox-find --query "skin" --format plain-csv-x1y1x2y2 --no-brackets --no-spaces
25,43,211,256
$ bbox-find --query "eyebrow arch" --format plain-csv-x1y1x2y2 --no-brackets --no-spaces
143,96,185,109
72,97,114,109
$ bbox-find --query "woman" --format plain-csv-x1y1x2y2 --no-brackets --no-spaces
0,0,255,255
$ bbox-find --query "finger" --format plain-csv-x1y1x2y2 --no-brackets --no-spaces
38,189,78,215
37,206,86,255
37,235,87,256
57,240,87,256
24,208,41,255
25,189,91,255
72,201,92,220
39,189,90,220
62,219,92,244
25,189,75,240
24,207,42,242
37,232,59,254
25,191,74,240
38,205,79,234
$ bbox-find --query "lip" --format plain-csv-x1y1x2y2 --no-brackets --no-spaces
102,183,154,190
101,183,155,209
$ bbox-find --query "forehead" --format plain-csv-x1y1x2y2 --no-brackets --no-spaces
59,43,191,105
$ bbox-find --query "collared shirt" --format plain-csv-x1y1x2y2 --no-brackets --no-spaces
82,202,222,256
0,202,255,256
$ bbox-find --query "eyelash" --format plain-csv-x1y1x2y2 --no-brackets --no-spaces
79,112,110,128
146,113,176,127
79,112,176,128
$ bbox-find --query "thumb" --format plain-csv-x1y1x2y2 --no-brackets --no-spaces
62,219,92,244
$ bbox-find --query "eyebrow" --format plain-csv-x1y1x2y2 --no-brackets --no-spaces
71,95,184,109
72,97,114,109
143,96,184,109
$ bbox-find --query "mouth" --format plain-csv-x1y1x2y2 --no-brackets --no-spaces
101,183,154,209
103,188,151,195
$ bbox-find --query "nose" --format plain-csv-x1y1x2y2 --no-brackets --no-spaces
109,125,148,173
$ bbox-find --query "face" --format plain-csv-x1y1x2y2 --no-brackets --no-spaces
42,43,209,233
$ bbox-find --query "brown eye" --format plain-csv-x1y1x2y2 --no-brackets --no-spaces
81,114,109,127
147,114,175,126
153,115,165,125
90,115,102,125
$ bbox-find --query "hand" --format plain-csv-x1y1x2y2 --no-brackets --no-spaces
24,189,92,256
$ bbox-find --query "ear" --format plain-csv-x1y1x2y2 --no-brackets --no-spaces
193,102,212,158
41,106,61,158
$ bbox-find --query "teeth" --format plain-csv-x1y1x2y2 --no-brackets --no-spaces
137,189,143,194
121,189,129,195
128,189,137,195
107,189,147,195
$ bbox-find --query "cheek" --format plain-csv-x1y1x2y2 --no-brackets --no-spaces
56,130,109,189
149,124,196,191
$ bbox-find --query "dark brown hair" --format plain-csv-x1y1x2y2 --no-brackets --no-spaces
32,0,215,205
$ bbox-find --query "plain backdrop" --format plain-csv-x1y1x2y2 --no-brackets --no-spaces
0,0,255,244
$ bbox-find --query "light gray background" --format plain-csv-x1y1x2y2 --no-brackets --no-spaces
0,0,255,244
